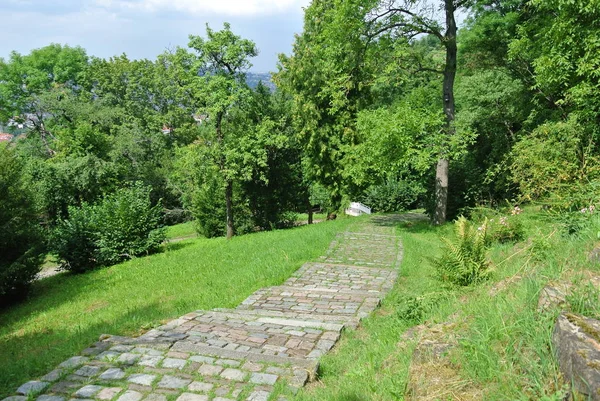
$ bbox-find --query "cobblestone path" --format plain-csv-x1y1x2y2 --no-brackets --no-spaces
4,217,402,401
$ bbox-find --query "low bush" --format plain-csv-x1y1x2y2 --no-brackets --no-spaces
433,216,491,286
360,179,425,213
52,183,166,272
0,146,45,303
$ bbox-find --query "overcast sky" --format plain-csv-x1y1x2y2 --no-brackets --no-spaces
0,0,312,72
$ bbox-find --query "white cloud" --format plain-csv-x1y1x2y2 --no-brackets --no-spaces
95,0,311,17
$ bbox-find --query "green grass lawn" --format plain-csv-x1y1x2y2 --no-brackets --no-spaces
295,213,327,224
165,221,198,240
0,218,352,398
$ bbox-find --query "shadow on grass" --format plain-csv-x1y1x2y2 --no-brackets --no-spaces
0,301,168,398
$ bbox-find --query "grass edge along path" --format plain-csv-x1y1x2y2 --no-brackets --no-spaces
0,217,356,398
295,210,600,400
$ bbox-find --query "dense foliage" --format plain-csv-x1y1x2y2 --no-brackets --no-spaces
51,184,165,272
0,146,44,302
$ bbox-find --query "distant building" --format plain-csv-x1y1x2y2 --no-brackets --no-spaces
161,125,173,135
0,133,14,143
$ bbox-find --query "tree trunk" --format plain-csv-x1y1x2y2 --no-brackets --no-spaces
433,0,458,225
434,158,449,225
308,200,314,225
225,179,235,239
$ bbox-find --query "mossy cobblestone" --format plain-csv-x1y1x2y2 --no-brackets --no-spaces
4,217,402,401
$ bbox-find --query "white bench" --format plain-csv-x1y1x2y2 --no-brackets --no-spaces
345,202,372,216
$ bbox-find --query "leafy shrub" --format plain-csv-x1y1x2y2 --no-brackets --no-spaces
490,215,525,243
395,292,447,323
433,216,491,286
360,179,425,213
0,146,45,302
511,117,600,201
52,183,166,272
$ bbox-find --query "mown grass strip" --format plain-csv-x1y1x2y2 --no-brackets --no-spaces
0,219,352,398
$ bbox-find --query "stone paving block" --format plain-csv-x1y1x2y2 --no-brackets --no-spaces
74,385,103,398
37,396,65,401
2,396,26,401
49,382,79,394
40,369,64,383
189,356,214,364
213,398,235,401
59,357,89,369
117,353,140,365
175,393,208,401
116,391,143,401
99,368,126,381
187,382,213,393
197,364,223,376
17,381,49,395
220,368,245,382
142,395,167,401
156,376,191,389
127,374,156,386
74,366,102,377
246,391,270,401
249,373,278,385
138,355,163,368
132,348,163,356
96,387,122,401
65,375,87,383
161,358,186,369
242,361,263,372
214,359,240,367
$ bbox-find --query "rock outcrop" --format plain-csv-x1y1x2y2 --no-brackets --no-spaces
553,313,600,400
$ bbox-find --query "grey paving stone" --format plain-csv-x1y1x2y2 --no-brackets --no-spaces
37,396,65,401
2,396,26,401
197,364,222,376
99,368,126,381
65,375,87,383
157,376,191,389
214,359,240,367
161,358,186,369
127,374,156,386
189,356,214,364
49,381,79,394
110,345,134,353
17,381,49,395
74,366,102,377
249,373,278,385
96,387,122,401
40,369,64,382
187,382,213,393
175,394,208,401
132,348,163,356
74,385,103,398
117,353,139,365
241,362,263,372
116,391,143,401
138,356,163,367
246,391,271,401
59,356,89,369
97,351,120,361
213,398,235,401
142,395,167,401
220,368,245,382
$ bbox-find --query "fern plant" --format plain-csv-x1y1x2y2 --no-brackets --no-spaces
434,216,491,286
